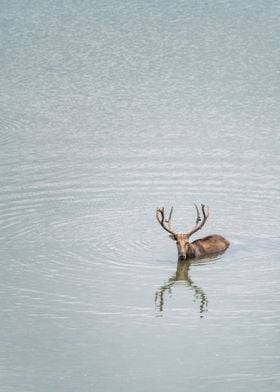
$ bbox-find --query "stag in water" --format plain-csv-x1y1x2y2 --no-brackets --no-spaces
156,204,230,260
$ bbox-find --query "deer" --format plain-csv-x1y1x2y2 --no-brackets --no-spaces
156,204,230,260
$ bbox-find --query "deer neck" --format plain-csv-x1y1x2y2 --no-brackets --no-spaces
186,242,196,258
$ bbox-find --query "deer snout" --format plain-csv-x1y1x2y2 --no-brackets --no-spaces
177,240,188,260
178,252,187,260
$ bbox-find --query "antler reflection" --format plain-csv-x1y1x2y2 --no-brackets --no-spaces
155,261,208,318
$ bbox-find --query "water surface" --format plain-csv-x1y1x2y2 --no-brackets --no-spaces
1,1,279,391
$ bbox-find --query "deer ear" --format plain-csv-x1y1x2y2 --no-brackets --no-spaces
169,234,176,240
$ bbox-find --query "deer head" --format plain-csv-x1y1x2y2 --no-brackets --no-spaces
156,204,210,260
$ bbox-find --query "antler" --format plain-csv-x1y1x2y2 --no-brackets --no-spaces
187,204,210,237
156,207,177,236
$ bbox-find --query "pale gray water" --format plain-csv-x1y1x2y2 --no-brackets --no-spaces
1,1,279,391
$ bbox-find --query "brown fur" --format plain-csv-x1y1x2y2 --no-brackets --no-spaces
171,233,230,260
190,235,230,258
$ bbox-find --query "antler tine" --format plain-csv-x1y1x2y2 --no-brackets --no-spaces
156,207,164,224
156,206,176,235
165,206,174,232
187,204,210,237
188,203,201,234
201,204,210,221
194,203,201,224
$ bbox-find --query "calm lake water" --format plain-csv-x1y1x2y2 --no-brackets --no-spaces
1,1,279,391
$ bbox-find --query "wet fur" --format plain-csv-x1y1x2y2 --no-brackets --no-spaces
190,234,230,258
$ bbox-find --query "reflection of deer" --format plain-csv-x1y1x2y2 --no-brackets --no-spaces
156,204,230,260
155,260,208,318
